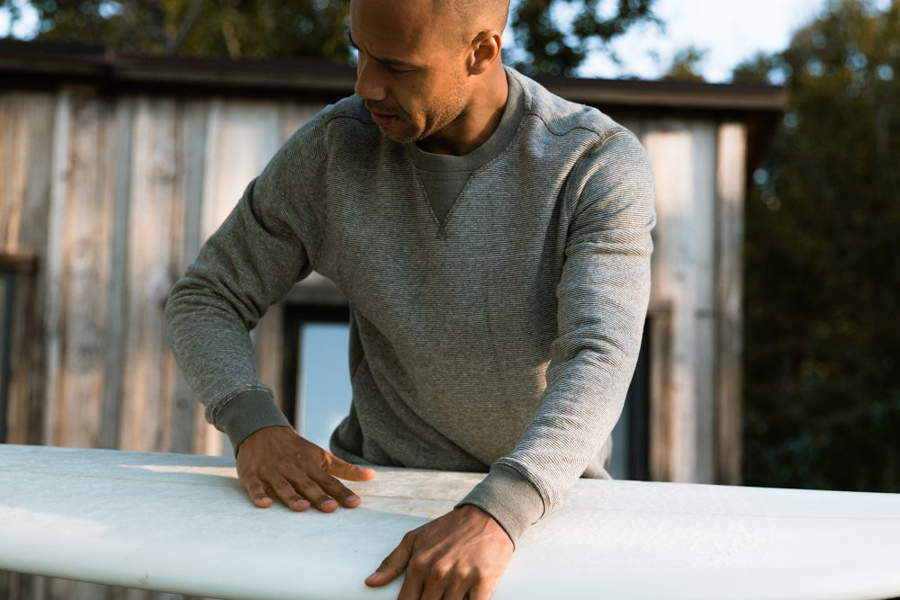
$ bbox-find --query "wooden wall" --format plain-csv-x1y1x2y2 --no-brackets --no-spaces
0,88,322,600
631,118,747,485
0,86,746,599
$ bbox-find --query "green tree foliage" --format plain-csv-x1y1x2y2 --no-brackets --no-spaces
3,0,353,60
2,0,659,74
661,45,707,81
507,0,661,75
737,0,900,492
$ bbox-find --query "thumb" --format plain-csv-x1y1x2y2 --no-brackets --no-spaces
326,454,377,481
365,534,414,586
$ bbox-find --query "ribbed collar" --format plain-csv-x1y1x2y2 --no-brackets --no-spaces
405,65,524,173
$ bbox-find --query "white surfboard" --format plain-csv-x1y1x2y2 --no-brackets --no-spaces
1,443,899,600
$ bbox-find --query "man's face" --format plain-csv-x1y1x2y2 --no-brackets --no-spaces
349,0,471,144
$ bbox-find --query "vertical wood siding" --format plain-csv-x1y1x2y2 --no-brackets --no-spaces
0,88,323,600
640,120,723,484
714,123,748,486
0,92,55,450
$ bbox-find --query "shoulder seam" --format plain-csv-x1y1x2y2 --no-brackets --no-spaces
321,110,373,129
523,108,630,146
561,129,636,221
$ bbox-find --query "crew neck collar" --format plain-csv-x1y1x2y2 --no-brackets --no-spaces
405,66,524,173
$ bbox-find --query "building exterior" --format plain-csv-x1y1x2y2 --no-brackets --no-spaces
0,38,784,600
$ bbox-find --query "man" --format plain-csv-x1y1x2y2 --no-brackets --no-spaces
163,0,656,598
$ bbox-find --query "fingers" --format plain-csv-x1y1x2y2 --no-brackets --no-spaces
397,553,430,600
442,576,474,600
407,557,456,600
314,472,362,508
280,473,342,512
234,427,374,512
466,582,493,600
269,476,314,511
325,453,377,481
247,466,358,512
366,532,415,587
242,475,275,508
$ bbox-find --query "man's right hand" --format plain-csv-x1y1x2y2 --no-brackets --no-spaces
234,425,377,513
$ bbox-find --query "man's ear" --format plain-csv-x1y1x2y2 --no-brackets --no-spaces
467,29,502,75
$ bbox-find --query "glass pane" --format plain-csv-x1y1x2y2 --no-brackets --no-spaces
607,396,630,480
296,322,352,451
0,274,7,444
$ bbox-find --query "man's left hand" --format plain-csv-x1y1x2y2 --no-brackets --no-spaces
364,504,514,600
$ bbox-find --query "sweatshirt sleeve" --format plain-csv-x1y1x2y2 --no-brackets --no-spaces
454,129,656,547
163,115,327,457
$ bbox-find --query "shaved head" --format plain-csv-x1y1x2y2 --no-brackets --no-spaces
432,0,511,47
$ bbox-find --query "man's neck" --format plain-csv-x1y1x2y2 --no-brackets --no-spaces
415,65,509,156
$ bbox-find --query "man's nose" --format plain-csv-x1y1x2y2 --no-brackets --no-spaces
355,57,387,102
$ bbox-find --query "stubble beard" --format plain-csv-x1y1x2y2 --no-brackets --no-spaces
381,76,469,145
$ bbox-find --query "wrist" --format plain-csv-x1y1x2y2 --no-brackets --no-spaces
456,504,513,544
453,462,545,549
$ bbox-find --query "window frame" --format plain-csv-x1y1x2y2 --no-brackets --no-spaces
281,303,351,430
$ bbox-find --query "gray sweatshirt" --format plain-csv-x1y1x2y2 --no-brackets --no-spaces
163,65,656,548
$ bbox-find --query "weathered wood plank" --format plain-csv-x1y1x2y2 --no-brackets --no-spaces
119,96,179,453
55,88,110,450
195,98,227,458
98,97,135,451
646,299,674,483
0,95,26,253
170,99,209,456
201,100,281,242
0,96,11,250
690,121,719,485
628,119,678,484
0,92,55,449
640,120,718,484
714,122,747,486
156,103,186,457
41,86,120,600
42,89,73,448
641,122,693,483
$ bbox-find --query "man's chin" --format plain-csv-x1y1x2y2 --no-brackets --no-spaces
378,126,420,144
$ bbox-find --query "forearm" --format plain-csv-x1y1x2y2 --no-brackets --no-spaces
163,275,293,454
454,309,647,548
164,161,318,454
457,128,656,546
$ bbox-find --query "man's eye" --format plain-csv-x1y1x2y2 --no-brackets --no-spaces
387,66,412,75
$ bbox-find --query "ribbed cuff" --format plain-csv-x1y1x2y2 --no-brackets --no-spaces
215,390,294,458
454,461,546,550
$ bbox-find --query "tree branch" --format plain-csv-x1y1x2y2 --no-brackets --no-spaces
165,0,203,54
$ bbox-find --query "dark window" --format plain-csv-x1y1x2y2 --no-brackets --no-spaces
0,269,16,444
608,319,651,481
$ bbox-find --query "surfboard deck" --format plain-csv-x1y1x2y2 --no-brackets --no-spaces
1,443,899,600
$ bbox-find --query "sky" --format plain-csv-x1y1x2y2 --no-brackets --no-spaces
575,0,831,81
0,0,874,82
